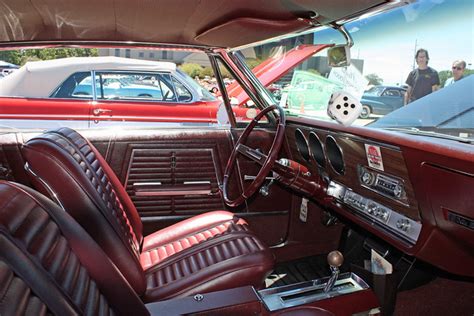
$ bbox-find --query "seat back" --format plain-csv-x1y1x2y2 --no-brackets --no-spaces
22,128,146,295
0,181,148,316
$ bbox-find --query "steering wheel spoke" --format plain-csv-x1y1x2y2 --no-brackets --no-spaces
236,144,267,165
223,105,286,207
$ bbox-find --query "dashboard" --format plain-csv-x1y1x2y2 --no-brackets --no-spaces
283,117,474,277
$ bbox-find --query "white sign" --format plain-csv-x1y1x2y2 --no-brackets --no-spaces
365,144,384,171
328,64,368,100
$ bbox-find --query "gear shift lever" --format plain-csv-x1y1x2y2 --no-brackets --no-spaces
323,250,344,293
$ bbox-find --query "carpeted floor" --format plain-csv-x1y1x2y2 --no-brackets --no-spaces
394,276,474,316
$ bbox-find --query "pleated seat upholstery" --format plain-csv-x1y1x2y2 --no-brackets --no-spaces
21,127,274,302
0,181,149,316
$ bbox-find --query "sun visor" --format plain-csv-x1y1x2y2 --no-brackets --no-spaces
195,17,313,48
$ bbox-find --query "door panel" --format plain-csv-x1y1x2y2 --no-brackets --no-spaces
124,147,224,215
89,127,293,246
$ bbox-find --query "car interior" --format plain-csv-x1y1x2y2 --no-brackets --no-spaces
0,0,473,315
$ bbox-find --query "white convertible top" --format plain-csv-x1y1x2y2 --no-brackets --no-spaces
0,56,176,98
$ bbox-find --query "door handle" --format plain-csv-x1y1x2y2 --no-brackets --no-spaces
93,108,112,116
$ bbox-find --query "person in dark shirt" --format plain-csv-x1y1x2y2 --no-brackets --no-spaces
404,48,440,105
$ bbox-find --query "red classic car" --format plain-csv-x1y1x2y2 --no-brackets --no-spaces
0,0,472,316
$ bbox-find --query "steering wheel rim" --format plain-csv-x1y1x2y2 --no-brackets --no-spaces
223,105,286,207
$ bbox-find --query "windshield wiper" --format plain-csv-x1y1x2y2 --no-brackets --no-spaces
382,127,473,144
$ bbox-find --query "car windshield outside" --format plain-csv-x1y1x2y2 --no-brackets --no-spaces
237,0,473,142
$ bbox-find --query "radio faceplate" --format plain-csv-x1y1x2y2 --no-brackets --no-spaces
357,165,408,205
327,181,422,245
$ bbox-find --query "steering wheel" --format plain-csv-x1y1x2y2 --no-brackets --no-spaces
223,105,286,207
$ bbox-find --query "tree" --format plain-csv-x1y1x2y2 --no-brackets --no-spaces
0,51,21,65
179,63,203,78
0,48,99,66
365,73,383,85
438,70,451,87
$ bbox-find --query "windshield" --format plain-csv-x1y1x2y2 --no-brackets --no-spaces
238,0,473,142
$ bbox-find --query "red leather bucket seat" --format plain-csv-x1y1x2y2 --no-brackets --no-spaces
21,127,274,302
0,181,149,315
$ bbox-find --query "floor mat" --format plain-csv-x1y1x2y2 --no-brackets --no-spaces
265,255,330,288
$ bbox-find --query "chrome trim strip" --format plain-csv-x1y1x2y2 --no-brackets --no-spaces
135,189,211,196
183,181,211,185
24,162,66,211
133,182,162,186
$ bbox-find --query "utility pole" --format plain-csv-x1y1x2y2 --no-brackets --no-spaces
412,39,418,70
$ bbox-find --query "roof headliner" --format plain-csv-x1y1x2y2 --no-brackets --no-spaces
0,0,399,49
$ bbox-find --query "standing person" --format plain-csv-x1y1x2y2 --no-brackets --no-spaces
444,60,466,87
404,48,440,105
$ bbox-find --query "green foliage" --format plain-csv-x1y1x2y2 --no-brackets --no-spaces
438,70,451,87
0,51,21,65
218,66,231,79
180,63,232,79
365,73,383,85
0,48,99,66
201,66,214,78
245,58,263,69
179,63,203,78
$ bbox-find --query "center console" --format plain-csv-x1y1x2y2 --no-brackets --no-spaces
259,272,370,312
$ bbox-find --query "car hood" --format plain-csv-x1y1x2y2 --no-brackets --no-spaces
226,44,330,106
370,75,474,129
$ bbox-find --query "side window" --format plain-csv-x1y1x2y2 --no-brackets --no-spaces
172,77,192,102
383,89,400,97
95,72,166,101
51,72,93,99
156,73,177,102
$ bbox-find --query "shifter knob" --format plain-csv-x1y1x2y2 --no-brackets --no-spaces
323,251,344,293
327,250,344,268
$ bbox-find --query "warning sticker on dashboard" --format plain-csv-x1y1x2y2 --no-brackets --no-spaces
365,144,384,171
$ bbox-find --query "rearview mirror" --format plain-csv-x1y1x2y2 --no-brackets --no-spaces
327,45,351,67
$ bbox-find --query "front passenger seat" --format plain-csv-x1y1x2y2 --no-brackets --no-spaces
22,127,274,302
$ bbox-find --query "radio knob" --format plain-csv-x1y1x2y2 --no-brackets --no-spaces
393,184,403,198
361,171,373,185
367,202,377,214
396,219,410,232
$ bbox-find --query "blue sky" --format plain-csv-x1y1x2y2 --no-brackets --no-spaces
314,0,473,85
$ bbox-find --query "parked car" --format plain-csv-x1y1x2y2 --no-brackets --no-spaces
359,85,406,118
0,56,231,127
0,0,472,315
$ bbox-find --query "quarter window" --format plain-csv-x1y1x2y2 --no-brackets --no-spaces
51,72,93,99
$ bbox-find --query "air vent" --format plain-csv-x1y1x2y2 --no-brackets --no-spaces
326,135,345,175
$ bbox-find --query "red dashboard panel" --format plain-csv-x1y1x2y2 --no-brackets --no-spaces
283,117,474,277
